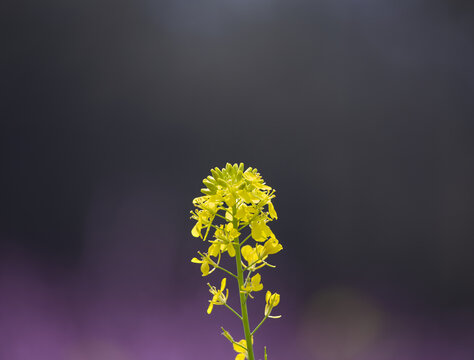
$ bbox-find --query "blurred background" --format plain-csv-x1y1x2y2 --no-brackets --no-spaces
1,0,474,359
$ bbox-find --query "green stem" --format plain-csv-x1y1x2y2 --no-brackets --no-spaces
224,303,243,320
239,233,252,246
214,264,238,279
251,314,269,335
214,212,228,221
202,215,215,241
233,211,255,360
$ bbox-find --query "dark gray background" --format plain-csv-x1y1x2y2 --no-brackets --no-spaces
1,0,473,359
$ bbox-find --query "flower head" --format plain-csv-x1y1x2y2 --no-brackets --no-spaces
191,163,276,239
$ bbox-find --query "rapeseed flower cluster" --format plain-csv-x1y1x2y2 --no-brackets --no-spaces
190,163,282,360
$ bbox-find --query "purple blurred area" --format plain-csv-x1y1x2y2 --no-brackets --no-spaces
1,0,474,359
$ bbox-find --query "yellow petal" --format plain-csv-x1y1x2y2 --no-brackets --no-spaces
237,190,252,203
251,274,263,292
191,257,202,263
264,238,283,255
272,293,280,307
200,262,209,276
220,277,227,291
268,201,278,219
224,193,236,207
241,245,254,263
251,273,261,285
227,244,236,257
251,221,266,242
262,222,273,238
233,340,247,353
243,172,258,182
191,223,201,238
235,205,247,220
266,291,271,304
207,302,214,314
235,354,246,360
208,243,220,257
256,244,265,258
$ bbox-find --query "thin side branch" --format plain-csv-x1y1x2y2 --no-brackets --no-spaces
224,303,243,320
215,264,238,279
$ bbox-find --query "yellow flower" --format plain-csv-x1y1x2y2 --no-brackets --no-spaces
235,203,257,222
265,291,281,317
207,243,221,257
190,208,214,239
241,239,283,270
241,273,263,293
190,194,224,239
241,245,260,266
212,223,240,257
191,252,218,276
190,217,203,238
250,219,275,242
233,339,248,360
263,238,283,256
207,278,229,314
243,168,272,191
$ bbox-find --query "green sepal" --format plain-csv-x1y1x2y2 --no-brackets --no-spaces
221,327,235,343
217,178,228,188
210,169,220,180
203,179,217,192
